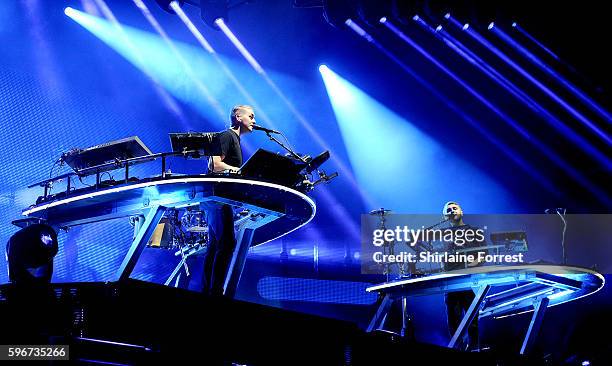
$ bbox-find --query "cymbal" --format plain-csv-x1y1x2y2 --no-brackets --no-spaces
187,226,208,233
369,208,392,216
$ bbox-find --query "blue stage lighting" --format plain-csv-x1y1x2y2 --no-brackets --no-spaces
63,8,300,130
319,65,513,212
258,277,377,305
154,0,184,14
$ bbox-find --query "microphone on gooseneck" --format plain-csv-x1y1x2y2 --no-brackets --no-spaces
252,124,281,134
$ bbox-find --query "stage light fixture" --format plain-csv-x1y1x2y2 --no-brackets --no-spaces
355,0,393,27
155,0,185,14
200,0,229,29
6,223,59,286
390,0,427,24
322,0,356,28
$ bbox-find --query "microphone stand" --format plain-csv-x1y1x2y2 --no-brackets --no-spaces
264,131,308,163
545,208,568,265
263,130,338,191
425,217,451,231
415,218,451,252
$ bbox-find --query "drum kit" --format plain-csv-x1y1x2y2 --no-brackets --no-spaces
368,208,443,279
147,208,210,254
145,206,251,287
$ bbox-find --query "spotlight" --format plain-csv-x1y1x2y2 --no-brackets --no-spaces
155,0,185,14
64,7,75,16
391,0,425,24
322,0,356,28
318,64,329,73
6,223,58,286
488,21,495,30
355,0,393,27
200,0,229,30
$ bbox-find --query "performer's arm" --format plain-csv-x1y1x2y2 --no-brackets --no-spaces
211,155,239,173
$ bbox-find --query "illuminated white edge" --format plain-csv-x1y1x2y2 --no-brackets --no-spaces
366,265,605,318
366,265,605,293
22,177,316,247
366,272,464,291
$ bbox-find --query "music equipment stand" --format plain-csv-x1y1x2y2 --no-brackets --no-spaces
63,136,153,176
240,148,306,187
169,132,222,158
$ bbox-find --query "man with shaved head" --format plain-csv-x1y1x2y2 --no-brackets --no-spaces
202,105,255,296
442,201,485,351
209,105,255,173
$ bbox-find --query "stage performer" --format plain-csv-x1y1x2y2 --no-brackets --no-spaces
442,201,486,351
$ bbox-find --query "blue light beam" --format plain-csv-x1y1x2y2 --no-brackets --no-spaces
320,66,514,213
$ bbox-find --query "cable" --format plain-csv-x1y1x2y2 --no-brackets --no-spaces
46,157,63,195
557,208,567,265
279,131,295,153
78,175,92,187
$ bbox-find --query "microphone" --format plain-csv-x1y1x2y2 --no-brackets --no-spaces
252,124,281,134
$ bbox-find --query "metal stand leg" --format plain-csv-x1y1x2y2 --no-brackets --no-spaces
114,205,166,282
221,226,255,298
131,215,144,241
400,296,415,340
520,297,549,355
448,285,491,349
164,252,194,287
366,294,393,333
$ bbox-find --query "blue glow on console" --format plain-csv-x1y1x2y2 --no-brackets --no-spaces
258,276,378,305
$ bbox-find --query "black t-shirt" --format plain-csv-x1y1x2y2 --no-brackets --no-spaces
443,224,487,271
217,129,242,169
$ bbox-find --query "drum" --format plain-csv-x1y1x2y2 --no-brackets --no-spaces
148,217,176,249
181,210,209,233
